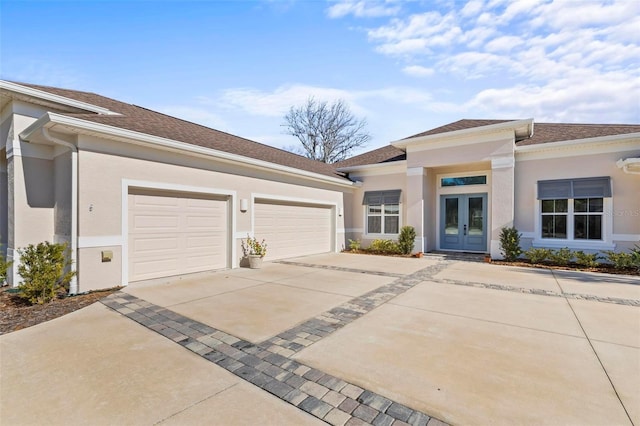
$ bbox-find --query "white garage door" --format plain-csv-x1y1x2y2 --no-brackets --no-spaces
254,200,333,260
128,190,229,282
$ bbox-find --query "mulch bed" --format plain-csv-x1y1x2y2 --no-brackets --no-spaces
489,260,639,276
0,287,121,335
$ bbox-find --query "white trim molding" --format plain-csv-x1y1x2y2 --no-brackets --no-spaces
78,235,123,248
1,80,120,116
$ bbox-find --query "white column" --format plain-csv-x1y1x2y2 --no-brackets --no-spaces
490,156,516,259
406,167,426,252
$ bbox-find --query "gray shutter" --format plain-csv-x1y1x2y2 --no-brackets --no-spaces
363,190,401,205
537,177,611,199
572,177,611,198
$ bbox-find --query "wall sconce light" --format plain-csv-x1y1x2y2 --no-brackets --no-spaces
338,207,343,217
240,199,249,212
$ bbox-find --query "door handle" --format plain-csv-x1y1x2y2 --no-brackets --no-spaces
463,224,467,236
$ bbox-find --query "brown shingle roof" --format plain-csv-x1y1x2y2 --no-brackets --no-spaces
334,145,406,169
403,118,640,145
403,119,514,139
520,122,640,146
13,82,348,180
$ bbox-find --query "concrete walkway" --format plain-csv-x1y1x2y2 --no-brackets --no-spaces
2,253,638,425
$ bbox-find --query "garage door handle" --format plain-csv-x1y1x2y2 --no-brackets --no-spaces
463,224,467,236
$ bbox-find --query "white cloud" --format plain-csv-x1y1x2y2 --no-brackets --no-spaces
215,85,357,117
208,84,434,119
326,0,400,18
484,35,524,53
402,65,435,77
465,70,639,123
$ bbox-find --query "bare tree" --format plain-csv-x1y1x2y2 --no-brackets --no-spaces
282,97,371,163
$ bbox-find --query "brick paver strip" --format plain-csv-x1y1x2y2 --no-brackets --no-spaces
101,264,449,426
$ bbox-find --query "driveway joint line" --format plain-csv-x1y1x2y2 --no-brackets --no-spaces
387,302,590,341
550,270,636,426
153,382,240,425
101,291,448,426
430,277,640,306
275,260,406,278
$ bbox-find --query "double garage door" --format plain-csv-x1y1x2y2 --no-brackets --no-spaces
254,199,333,260
128,190,229,282
128,191,333,282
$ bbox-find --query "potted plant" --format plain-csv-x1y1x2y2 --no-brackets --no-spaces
242,234,267,269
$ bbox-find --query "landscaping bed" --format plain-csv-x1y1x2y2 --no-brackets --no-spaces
489,259,639,276
0,287,120,335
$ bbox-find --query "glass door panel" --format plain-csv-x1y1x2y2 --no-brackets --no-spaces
444,198,459,235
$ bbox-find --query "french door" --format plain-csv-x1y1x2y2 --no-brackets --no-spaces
440,193,487,252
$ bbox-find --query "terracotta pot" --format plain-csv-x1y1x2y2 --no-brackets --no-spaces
484,255,491,263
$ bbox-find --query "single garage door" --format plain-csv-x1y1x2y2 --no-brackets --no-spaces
128,189,229,282
254,199,333,260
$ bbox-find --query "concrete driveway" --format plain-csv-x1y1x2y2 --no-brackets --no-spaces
2,253,638,425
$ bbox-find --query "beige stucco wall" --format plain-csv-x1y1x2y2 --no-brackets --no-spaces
344,170,406,248
74,135,350,291
515,147,640,251
406,133,514,168
53,151,72,244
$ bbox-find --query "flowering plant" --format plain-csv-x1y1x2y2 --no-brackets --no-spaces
242,234,267,257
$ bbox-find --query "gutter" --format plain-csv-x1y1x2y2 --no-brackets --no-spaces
22,113,356,189
616,157,640,175
40,128,79,295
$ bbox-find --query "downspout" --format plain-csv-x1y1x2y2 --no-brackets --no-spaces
41,128,79,295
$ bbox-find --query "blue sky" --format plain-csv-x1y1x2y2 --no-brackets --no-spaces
1,0,638,154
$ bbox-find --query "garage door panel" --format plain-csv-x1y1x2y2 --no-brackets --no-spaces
133,236,180,253
255,202,332,260
128,192,228,282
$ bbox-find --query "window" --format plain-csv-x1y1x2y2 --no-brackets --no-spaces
537,177,610,242
541,199,568,238
363,190,401,235
441,175,487,187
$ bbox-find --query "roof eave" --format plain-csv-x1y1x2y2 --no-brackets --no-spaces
0,80,120,116
20,113,356,189
336,160,407,173
391,118,534,149
516,132,640,153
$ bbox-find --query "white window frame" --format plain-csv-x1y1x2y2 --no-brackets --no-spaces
364,203,401,237
533,196,614,250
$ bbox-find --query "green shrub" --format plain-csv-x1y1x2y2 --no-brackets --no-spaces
574,251,600,268
524,248,551,264
602,250,634,269
348,239,361,251
368,239,401,254
548,247,574,266
17,242,76,305
499,227,522,261
632,245,640,272
0,247,12,284
398,226,416,255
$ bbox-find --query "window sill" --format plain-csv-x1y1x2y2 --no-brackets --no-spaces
532,239,615,251
364,233,399,240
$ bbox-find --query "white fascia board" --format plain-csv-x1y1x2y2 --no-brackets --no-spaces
336,160,407,175
516,133,640,160
20,112,356,189
391,119,534,149
0,80,120,116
